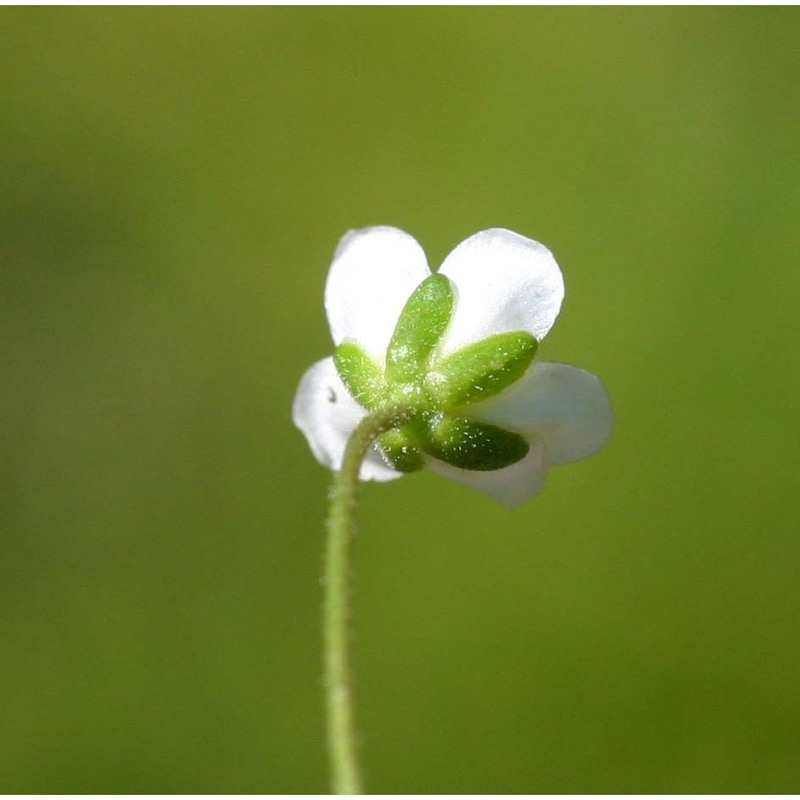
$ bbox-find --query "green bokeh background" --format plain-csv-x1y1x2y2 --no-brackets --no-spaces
3,8,799,793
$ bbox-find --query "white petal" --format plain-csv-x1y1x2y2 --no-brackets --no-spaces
292,358,402,482
426,436,549,508
324,226,431,363
470,361,613,465
437,228,564,354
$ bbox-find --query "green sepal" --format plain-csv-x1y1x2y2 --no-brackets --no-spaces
386,274,454,384
378,427,425,473
426,331,537,409
421,413,529,472
333,342,385,409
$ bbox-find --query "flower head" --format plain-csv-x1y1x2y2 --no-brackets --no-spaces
292,227,612,507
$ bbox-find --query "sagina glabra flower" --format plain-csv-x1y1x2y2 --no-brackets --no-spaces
293,227,612,507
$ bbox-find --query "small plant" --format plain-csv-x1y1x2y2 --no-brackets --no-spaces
293,226,613,793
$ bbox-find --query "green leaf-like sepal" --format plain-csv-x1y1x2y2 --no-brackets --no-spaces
378,427,425,473
422,413,529,472
426,331,537,409
386,274,454,384
335,287,535,476
333,342,385,409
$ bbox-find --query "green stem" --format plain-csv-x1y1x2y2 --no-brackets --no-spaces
324,407,411,795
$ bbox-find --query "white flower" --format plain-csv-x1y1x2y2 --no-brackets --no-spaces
292,226,612,507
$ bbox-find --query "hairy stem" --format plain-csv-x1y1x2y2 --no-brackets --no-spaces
324,406,411,794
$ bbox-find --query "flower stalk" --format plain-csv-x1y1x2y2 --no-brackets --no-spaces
324,406,412,795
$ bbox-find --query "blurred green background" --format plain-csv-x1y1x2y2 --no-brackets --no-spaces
2,7,799,793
